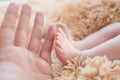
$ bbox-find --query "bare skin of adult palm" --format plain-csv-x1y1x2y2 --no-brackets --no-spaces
0,3,55,80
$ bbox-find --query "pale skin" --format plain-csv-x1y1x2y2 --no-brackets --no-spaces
0,3,56,80
54,23,120,64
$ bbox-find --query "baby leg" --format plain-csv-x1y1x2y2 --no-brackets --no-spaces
60,22,120,50
55,23,120,64
82,34,120,60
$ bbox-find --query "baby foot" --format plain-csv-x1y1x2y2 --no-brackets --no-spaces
57,23,83,50
54,28,81,64
56,23,73,43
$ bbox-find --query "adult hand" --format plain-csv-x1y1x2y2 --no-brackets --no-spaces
0,3,55,80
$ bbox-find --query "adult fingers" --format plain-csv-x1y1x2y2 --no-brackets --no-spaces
14,4,31,47
0,3,18,48
40,25,56,64
28,12,43,54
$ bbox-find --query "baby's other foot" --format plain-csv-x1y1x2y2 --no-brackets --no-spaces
54,28,81,64
57,23,84,50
